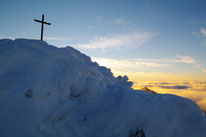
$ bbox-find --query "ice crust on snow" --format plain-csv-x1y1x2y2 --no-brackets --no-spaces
0,39,206,137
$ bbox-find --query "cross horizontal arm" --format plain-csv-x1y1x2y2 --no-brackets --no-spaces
34,19,51,25
44,22,51,25
34,19,42,23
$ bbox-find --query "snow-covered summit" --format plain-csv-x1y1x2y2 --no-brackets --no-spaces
0,39,206,137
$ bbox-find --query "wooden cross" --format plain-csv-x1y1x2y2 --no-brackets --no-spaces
34,14,51,41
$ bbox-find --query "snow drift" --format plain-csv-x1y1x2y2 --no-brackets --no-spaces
0,39,206,137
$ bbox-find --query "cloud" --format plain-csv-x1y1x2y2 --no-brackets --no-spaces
92,55,195,72
112,18,130,25
175,55,195,64
44,36,83,42
73,32,155,50
92,57,171,72
92,55,197,80
202,68,206,73
191,32,200,37
133,81,185,89
133,81,206,89
159,85,190,89
200,28,206,36
45,37,70,41
195,64,206,73
132,55,195,64
192,27,206,46
191,28,206,37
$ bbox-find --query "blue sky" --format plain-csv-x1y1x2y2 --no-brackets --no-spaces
1,0,206,81
1,0,206,110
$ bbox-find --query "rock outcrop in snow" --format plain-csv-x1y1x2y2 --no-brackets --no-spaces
140,87,156,94
0,39,206,137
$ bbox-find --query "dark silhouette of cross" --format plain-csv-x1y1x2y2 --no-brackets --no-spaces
34,14,51,41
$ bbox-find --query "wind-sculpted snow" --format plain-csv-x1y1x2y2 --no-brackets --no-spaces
0,39,206,137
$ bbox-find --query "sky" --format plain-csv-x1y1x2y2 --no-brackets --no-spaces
1,0,206,110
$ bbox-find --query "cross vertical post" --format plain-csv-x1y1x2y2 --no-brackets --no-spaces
34,14,51,41
41,15,44,41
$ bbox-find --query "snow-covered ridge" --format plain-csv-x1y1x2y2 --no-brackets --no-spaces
0,39,206,137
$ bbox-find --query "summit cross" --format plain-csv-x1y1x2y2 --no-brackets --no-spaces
34,14,51,41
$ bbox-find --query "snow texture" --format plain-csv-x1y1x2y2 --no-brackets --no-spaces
0,39,206,137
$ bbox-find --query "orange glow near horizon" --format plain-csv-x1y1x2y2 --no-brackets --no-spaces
132,81,206,112
113,71,206,111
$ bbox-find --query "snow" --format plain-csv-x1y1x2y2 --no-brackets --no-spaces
0,38,206,137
